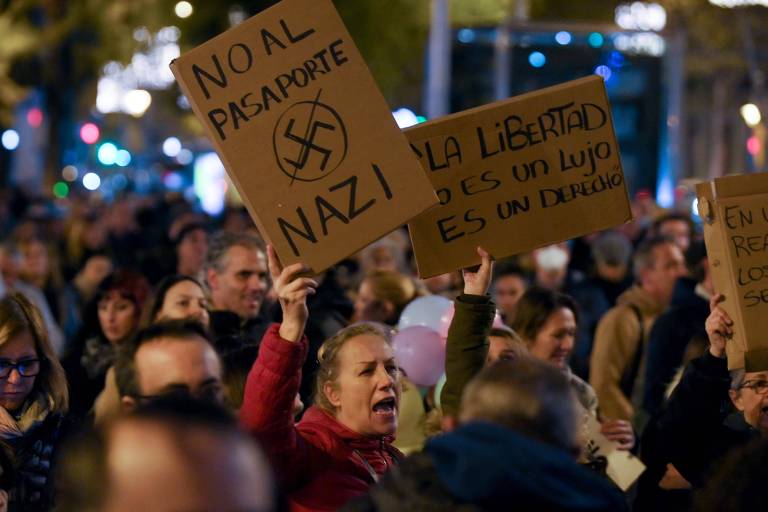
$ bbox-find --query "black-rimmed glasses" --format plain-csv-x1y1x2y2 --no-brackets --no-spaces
739,380,768,394
0,359,40,378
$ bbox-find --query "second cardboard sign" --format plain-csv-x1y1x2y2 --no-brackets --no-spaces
406,76,632,278
697,173,768,371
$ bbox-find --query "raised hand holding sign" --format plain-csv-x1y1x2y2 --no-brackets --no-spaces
267,245,317,343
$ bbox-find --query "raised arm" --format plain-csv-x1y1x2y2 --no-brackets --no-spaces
440,247,496,418
240,246,317,485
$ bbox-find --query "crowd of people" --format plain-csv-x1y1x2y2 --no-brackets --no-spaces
0,185,761,511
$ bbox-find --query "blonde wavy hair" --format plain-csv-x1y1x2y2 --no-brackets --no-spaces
313,322,394,414
0,293,69,414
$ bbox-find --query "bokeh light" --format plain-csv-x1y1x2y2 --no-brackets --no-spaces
80,123,100,144
83,172,101,191
1,130,19,151
98,143,118,165
555,31,572,45
162,137,182,157
175,1,193,18
588,32,605,48
528,51,546,68
62,165,78,182
53,181,69,198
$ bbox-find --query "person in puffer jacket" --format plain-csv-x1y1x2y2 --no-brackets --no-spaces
240,246,402,512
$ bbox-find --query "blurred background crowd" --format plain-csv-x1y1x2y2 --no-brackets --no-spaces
2,0,768,511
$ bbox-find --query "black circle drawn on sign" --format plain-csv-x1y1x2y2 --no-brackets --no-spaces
272,89,348,184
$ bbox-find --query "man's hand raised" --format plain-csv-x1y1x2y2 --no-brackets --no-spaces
462,247,493,296
706,293,733,359
268,245,317,343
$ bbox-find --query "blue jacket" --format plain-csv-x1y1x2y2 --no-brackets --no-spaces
344,421,626,511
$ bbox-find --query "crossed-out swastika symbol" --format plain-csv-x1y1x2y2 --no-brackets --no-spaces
273,89,348,184
282,117,336,173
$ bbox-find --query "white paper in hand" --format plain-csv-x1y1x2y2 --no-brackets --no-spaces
585,415,646,491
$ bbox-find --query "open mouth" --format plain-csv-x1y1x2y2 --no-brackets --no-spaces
372,397,397,416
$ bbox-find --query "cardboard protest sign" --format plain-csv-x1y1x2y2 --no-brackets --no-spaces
171,0,437,273
697,174,768,371
405,76,631,278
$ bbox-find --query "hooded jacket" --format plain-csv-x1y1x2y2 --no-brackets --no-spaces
590,285,666,421
240,324,401,512
343,421,626,512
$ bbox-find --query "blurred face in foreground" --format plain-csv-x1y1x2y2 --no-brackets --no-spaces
104,419,274,512
324,334,401,437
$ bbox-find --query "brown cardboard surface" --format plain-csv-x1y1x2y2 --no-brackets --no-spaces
714,173,768,198
171,0,437,273
697,175,768,371
696,182,746,369
404,76,632,278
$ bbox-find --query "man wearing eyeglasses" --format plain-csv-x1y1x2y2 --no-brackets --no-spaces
650,294,765,495
114,320,225,411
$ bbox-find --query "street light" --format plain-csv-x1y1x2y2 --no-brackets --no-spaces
710,1,768,7
741,103,762,127
175,1,193,18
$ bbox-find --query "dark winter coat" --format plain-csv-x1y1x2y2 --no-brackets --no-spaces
343,421,627,512
657,352,759,488
209,309,269,354
642,290,709,417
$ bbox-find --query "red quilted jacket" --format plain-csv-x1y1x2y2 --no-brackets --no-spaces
240,324,401,512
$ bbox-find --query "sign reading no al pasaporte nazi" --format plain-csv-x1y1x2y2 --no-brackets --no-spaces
405,76,632,278
171,0,437,273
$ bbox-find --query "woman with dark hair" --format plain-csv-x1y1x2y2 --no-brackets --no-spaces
511,287,635,455
143,275,209,328
439,253,634,463
92,275,209,423
0,293,69,511
65,269,149,418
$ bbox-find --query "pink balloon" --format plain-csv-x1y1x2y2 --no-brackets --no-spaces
393,326,445,387
492,311,506,328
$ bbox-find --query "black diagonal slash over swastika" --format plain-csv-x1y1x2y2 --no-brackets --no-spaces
273,89,348,184
284,89,335,185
